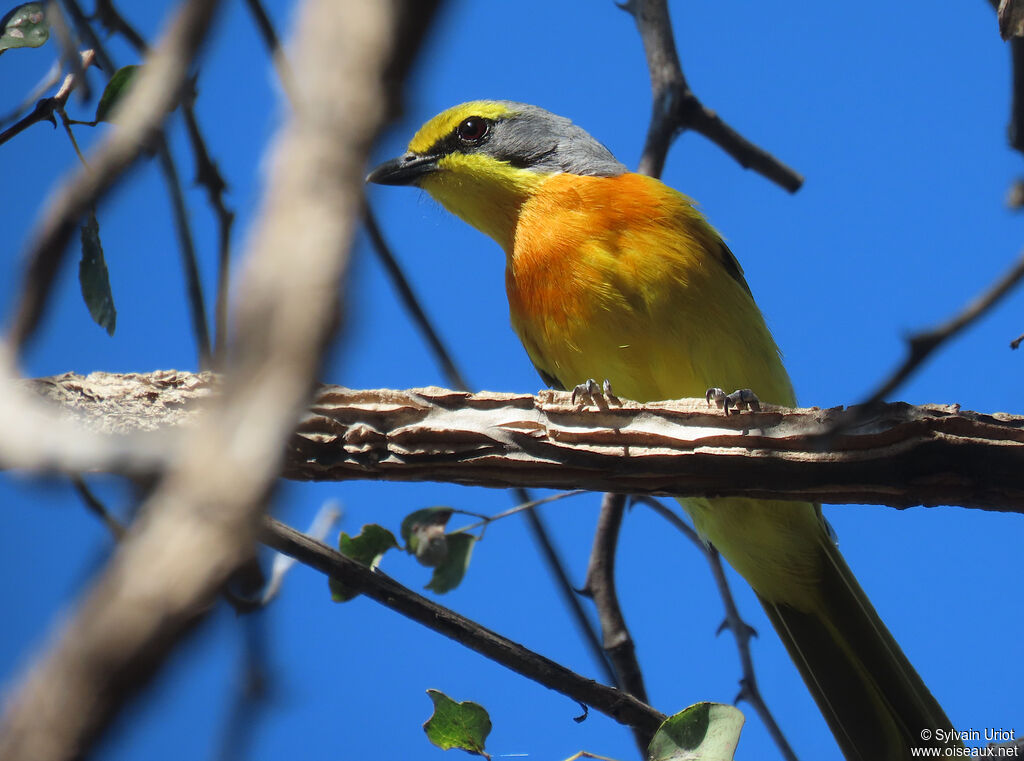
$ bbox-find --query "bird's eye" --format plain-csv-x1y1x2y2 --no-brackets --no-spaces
456,117,488,144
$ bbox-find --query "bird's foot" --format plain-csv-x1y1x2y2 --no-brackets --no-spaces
705,387,761,415
571,378,619,405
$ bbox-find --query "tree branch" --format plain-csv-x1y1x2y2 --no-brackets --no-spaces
622,0,803,191
6,0,209,353
259,516,667,736
582,493,651,755
17,372,1024,512
857,248,1024,405
0,48,95,146
0,0,438,758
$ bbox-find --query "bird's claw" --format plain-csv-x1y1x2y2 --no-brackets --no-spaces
571,378,618,405
705,387,761,415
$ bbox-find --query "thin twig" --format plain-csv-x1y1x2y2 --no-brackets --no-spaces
260,516,667,736
95,2,233,366
155,136,213,367
71,475,125,540
705,547,799,761
93,0,147,52
212,614,270,761
633,497,798,761
58,0,113,72
45,1,90,102
856,249,1024,410
261,500,341,605
7,8,198,352
454,490,584,535
582,493,651,755
0,58,63,129
0,49,96,146
62,0,214,367
363,207,470,391
621,0,802,191
179,100,234,366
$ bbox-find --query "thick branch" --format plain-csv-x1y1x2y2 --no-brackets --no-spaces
260,517,666,736
20,372,1024,513
0,1,437,758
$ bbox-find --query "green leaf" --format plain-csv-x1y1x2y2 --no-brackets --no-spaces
648,703,744,761
328,524,397,602
0,3,49,51
95,65,139,122
425,533,475,594
402,506,454,567
78,210,116,336
423,690,491,759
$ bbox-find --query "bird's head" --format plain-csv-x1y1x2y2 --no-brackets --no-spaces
367,101,625,247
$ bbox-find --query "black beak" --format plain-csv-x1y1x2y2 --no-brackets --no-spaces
366,152,439,186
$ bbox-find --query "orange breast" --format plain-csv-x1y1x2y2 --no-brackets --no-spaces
505,171,794,406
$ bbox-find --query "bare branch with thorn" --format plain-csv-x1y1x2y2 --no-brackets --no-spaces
622,0,803,191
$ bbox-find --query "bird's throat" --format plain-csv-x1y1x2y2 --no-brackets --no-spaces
420,156,548,251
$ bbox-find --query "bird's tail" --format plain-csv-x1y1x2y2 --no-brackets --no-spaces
759,533,958,761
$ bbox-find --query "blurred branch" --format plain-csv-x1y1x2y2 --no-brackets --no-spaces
986,0,1024,206
155,136,213,366
260,516,667,736
45,1,89,101
93,0,147,52
363,208,471,391
58,0,113,71
1004,33,1024,206
856,248,1024,406
634,497,799,761
179,100,235,366
0,58,63,129
0,48,95,146
0,1,439,759
261,500,341,606
71,475,126,540
241,0,300,108
6,0,204,354
92,1,231,365
213,614,271,761
582,493,651,755
621,0,803,190
999,0,1024,39
22,373,1024,512
516,491,617,686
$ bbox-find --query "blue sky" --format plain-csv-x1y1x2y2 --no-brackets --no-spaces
1,2,1021,760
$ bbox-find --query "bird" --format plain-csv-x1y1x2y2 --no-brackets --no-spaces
367,100,956,760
